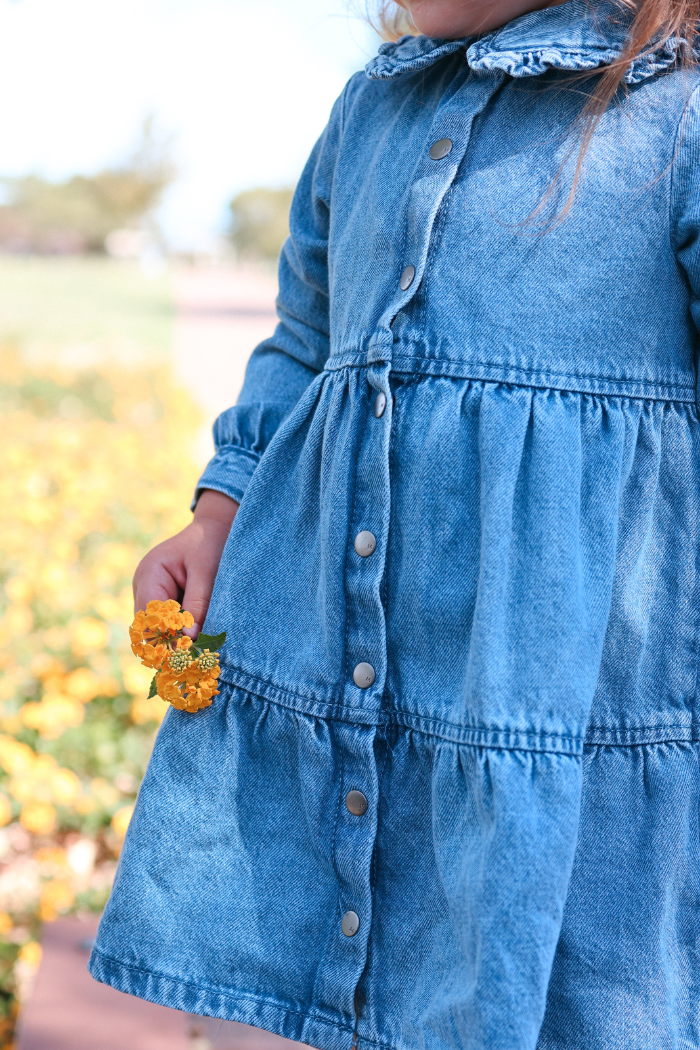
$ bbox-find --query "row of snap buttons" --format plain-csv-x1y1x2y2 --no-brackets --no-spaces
341,134,454,946
351,385,386,691
341,383,385,936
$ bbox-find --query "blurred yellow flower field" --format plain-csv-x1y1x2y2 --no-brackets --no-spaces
0,334,200,1045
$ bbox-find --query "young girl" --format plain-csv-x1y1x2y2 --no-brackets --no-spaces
89,0,700,1046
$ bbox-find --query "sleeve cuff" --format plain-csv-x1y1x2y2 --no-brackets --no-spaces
191,445,261,510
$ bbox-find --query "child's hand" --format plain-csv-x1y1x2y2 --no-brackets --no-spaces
133,489,239,637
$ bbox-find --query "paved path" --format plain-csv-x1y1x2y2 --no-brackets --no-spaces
16,917,187,1050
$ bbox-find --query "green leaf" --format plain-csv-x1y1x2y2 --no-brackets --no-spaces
147,675,158,699
193,631,226,652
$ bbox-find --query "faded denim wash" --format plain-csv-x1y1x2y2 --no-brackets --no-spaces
90,2,700,1047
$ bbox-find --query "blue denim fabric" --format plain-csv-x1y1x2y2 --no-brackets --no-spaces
90,2,700,1047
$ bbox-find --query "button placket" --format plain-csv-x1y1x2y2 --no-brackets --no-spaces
329,363,389,985
309,723,377,1016
313,69,508,1033
322,84,503,1009
342,362,392,711
372,72,505,343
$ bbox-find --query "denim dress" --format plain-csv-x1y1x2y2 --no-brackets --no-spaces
90,3,700,1047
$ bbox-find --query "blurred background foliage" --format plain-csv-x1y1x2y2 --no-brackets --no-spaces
0,256,173,351
0,113,296,266
0,111,295,266
0,270,199,1044
0,120,175,256
228,186,295,262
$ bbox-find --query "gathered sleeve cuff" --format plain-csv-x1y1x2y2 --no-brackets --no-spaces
192,446,260,508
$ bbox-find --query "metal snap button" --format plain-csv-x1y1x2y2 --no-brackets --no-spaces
345,790,368,816
354,531,376,557
341,910,360,937
429,137,453,160
353,662,375,689
400,264,415,291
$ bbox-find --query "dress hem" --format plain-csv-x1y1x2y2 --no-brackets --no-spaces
88,947,395,1050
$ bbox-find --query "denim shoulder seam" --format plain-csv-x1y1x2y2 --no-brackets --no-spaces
338,73,363,139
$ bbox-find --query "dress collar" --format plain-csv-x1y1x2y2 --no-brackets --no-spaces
365,0,691,85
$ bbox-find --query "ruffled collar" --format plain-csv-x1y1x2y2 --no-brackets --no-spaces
365,0,691,85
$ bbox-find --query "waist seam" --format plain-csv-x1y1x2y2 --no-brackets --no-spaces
323,351,697,404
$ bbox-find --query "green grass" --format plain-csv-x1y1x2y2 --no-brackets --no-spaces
0,255,174,358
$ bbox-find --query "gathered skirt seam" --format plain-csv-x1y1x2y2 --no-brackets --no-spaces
219,670,584,753
219,672,700,754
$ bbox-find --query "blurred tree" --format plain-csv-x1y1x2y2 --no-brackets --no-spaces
0,118,175,254
228,186,295,262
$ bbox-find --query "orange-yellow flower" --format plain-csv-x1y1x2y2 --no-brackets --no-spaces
195,649,216,672
129,600,221,713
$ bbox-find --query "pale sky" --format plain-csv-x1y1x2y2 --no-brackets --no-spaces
0,0,379,248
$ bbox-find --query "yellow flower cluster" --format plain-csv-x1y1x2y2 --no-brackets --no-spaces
130,600,222,713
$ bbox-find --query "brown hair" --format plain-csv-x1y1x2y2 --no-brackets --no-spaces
369,0,699,220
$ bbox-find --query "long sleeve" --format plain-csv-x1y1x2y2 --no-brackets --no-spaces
193,83,349,506
671,82,700,338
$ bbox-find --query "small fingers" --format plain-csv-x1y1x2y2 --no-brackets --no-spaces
133,557,182,614
181,572,216,640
